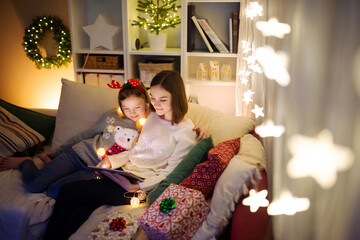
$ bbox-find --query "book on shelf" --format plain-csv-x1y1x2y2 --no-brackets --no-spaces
187,5,195,52
232,11,240,53
229,18,233,53
191,16,214,53
197,19,229,53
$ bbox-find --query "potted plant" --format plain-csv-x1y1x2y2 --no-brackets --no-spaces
132,0,181,51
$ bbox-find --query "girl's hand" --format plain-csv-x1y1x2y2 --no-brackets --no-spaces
96,157,112,169
193,126,207,142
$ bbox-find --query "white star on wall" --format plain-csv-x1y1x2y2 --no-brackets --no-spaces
267,190,310,215
256,18,291,39
242,189,269,212
251,104,264,118
83,14,120,50
287,129,355,189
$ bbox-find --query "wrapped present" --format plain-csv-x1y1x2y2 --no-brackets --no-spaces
88,212,139,240
138,184,210,240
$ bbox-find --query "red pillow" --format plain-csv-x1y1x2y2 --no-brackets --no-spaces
180,137,240,199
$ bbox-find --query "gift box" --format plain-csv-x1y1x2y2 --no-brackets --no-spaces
88,212,139,240
138,184,210,240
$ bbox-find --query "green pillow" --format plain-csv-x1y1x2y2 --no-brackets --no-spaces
0,99,56,146
147,136,214,205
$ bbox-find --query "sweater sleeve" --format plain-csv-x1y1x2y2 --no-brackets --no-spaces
138,124,196,191
51,111,108,156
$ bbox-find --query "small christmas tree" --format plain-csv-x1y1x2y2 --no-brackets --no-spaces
132,0,181,35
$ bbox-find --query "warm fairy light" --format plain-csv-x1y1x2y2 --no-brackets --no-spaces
255,46,290,86
138,117,146,126
255,120,285,137
251,104,264,118
246,2,263,20
243,55,257,65
130,197,140,208
97,148,106,159
242,189,269,212
248,63,263,73
287,129,355,189
267,190,310,215
241,40,252,53
256,18,291,38
242,90,255,105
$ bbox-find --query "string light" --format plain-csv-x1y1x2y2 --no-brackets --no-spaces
242,189,269,212
246,2,263,20
256,18,291,38
267,190,310,215
242,90,255,105
255,120,285,137
251,104,264,118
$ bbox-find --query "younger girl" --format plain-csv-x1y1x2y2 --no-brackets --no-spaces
43,70,197,240
0,80,151,198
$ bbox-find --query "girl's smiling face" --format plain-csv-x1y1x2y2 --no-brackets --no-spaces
121,95,147,122
150,85,173,121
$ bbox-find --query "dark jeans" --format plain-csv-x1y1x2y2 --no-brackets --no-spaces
43,178,130,240
19,148,95,198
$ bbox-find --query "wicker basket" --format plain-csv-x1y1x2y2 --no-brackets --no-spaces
138,62,174,87
84,55,122,70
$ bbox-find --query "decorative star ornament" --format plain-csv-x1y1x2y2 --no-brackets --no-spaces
246,2,263,20
251,104,264,118
256,18,291,38
248,63,263,73
287,129,355,189
242,90,255,105
255,46,290,87
267,190,310,216
255,120,285,137
83,14,120,50
242,189,269,212
243,55,257,65
240,77,249,85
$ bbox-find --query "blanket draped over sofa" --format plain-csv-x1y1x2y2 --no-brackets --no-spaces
0,79,271,240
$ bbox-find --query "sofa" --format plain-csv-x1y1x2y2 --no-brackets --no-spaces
0,78,272,240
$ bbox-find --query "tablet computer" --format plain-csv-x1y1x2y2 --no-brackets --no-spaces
88,166,144,182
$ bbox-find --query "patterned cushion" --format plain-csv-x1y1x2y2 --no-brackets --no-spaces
0,106,45,157
180,138,240,199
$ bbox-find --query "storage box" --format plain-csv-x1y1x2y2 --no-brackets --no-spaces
84,55,122,69
138,62,174,87
138,184,210,240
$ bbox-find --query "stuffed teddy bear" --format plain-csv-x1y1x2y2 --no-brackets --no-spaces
105,125,139,157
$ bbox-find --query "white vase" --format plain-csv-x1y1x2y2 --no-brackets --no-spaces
148,33,167,51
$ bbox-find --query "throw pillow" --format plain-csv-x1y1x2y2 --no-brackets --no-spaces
180,137,240,199
192,157,261,239
147,136,214,205
0,98,56,145
51,78,120,152
0,106,45,157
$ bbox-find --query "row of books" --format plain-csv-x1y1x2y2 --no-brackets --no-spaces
187,5,240,53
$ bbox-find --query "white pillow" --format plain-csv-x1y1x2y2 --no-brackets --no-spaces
192,134,263,239
51,79,120,152
0,106,45,157
186,103,255,146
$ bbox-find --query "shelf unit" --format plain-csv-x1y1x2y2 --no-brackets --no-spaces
68,0,242,113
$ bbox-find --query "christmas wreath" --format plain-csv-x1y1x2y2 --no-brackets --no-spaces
22,16,72,69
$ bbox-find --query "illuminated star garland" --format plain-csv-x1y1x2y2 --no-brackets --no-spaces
22,16,72,69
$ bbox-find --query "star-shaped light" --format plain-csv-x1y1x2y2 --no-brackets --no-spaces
255,120,285,137
240,77,249,85
256,18,291,38
242,90,255,105
255,46,290,86
248,63,263,73
251,104,264,118
246,2,263,20
242,189,269,212
267,190,310,216
241,40,252,53
243,55,257,65
287,129,355,189
83,14,120,50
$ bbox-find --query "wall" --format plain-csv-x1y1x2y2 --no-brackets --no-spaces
0,0,74,109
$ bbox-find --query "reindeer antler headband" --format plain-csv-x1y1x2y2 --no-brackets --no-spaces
107,79,145,93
